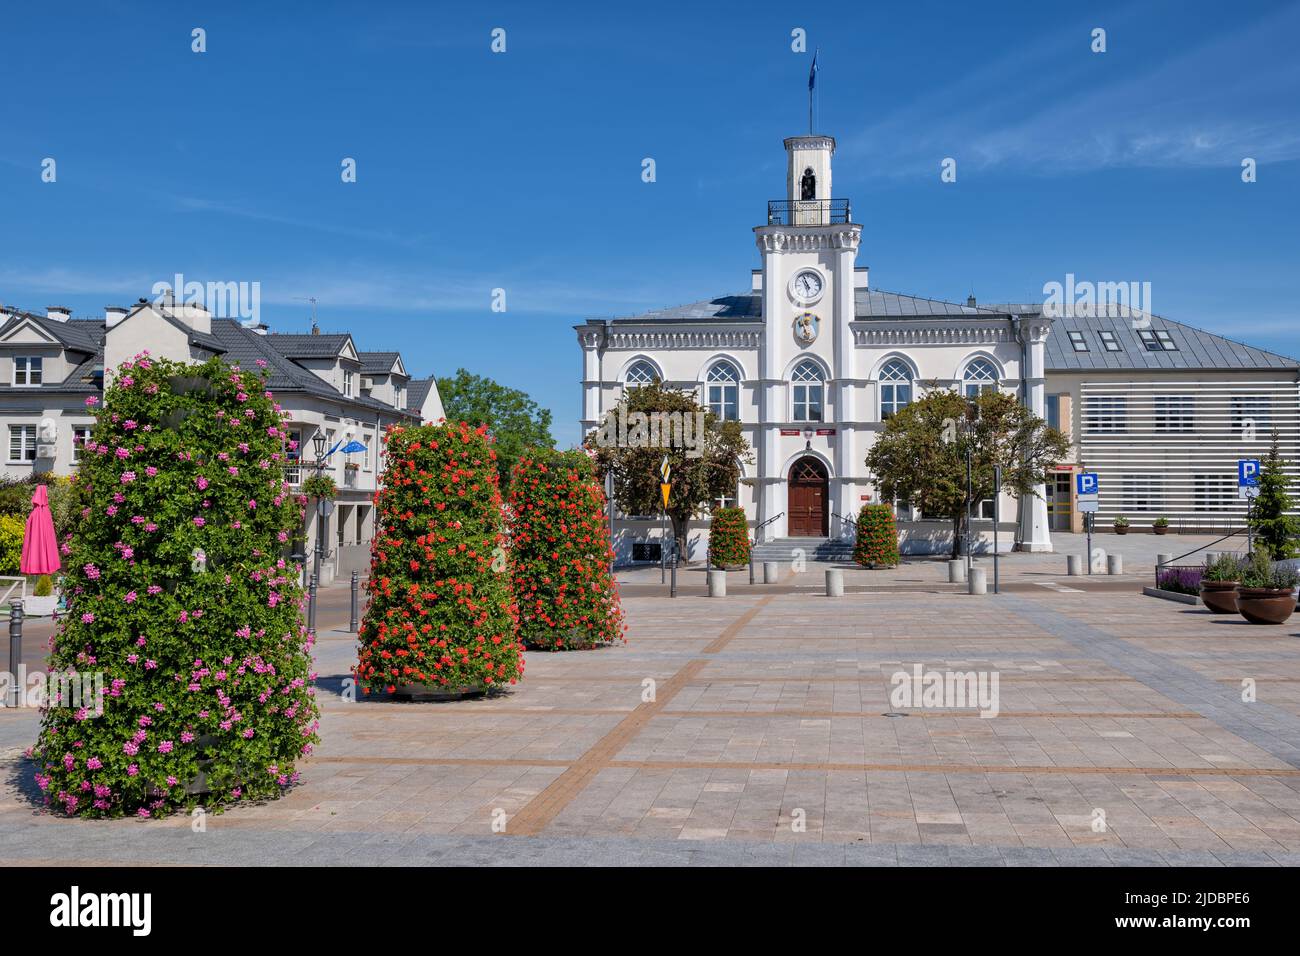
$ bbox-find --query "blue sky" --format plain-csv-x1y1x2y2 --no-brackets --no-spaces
3,0,1297,445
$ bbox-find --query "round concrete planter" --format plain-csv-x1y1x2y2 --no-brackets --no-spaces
1236,588,1296,625
392,683,487,702
1198,581,1240,614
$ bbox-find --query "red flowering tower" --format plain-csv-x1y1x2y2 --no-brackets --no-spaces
508,449,625,650
356,422,523,695
853,503,900,568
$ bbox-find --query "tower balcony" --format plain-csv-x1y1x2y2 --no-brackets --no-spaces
766,198,852,227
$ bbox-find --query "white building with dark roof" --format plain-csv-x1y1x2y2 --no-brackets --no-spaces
576,133,1300,563
0,296,445,584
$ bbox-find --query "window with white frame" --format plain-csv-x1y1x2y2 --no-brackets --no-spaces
977,498,996,519
791,360,824,422
706,361,740,421
878,359,913,418
343,369,354,397
283,427,303,483
1085,395,1127,433
962,358,999,397
72,425,92,463
12,357,43,386
1154,395,1194,433
8,425,37,462
1122,474,1162,512
625,360,657,387
363,433,373,470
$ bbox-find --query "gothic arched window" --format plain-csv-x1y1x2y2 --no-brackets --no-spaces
706,361,740,421
625,360,657,387
800,167,816,201
879,359,913,418
791,360,825,422
963,358,999,398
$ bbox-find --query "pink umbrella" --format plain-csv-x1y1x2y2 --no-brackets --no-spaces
20,484,61,575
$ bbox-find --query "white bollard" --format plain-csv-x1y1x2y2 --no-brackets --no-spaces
968,567,987,595
1107,554,1123,576
707,570,727,597
763,561,779,584
1157,552,1172,571
1067,554,1082,576
825,568,844,597
948,559,966,583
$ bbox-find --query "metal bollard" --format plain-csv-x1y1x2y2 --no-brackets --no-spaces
670,556,677,598
825,568,844,597
349,570,360,633
1107,554,1123,576
1067,554,1082,576
7,599,21,709
748,553,755,586
707,570,727,597
307,573,318,636
763,561,779,584
968,567,987,595
948,559,966,583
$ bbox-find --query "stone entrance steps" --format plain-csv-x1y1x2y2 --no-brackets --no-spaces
750,536,856,563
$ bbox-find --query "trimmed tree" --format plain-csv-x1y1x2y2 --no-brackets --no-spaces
708,507,750,568
865,388,1068,558
853,504,900,568
508,448,625,650
1250,431,1298,561
356,421,523,695
31,353,320,818
585,381,752,561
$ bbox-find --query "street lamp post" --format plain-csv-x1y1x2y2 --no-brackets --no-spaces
310,432,328,587
962,401,979,581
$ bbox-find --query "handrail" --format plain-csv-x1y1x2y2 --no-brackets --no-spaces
752,511,784,544
829,510,858,538
1164,528,1248,568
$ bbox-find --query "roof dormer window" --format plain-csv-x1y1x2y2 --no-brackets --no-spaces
12,356,42,386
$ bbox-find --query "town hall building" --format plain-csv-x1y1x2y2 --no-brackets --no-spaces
576,133,1300,563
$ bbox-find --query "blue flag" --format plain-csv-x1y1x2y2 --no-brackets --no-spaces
808,49,819,91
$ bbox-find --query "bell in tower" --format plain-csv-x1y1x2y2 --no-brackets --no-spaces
782,136,840,225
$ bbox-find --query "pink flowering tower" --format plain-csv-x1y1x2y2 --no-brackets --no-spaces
30,353,320,818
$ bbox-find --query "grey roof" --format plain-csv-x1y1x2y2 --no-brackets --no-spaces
987,305,1300,372
603,289,1005,324
263,332,355,359
406,377,435,415
0,311,104,354
357,351,402,374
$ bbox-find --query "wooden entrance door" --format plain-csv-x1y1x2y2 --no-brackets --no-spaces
788,457,828,536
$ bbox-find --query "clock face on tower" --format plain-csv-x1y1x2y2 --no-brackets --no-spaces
789,269,825,305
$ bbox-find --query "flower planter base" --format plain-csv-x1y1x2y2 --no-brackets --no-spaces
1114,527,1129,535
1199,582,1240,614
392,683,487,702
1153,526,1168,535
1236,588,1296,625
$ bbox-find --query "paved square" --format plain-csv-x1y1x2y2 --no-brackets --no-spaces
3,542,1300,867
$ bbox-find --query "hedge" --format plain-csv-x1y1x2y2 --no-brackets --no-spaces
508,448,625,649
853,504,900,568
355,422,524,694
31,353,320,818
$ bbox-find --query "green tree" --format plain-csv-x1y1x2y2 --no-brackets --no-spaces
1249,431,1298,560
865,388,1068,558
585,381,752,562
436,368,554,482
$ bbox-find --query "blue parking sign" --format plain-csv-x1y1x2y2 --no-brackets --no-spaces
1076,472,1099,496
1238,459,1261,487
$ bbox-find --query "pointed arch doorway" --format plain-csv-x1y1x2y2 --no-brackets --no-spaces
788,456,829,536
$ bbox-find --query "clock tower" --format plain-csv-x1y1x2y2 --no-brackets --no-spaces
752,134,864,539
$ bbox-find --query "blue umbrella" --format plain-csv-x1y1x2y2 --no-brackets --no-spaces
340,440,367,454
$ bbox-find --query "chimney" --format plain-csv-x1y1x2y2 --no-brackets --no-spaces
311,324,320,335
47,305,72,322
105,306,128,328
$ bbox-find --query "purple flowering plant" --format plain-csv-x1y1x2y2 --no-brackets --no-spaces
31,354,320,818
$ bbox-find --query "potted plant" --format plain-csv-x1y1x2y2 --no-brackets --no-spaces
1236,551,1299,625
706,506,751,570
1113,515,1130,535
23,573,57,617
854,503,900,569
301,473,337,499
1199,553,1244,614
343,461,360,471
1152,516,1169,536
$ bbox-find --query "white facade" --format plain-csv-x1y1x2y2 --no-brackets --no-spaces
577,132,1299,563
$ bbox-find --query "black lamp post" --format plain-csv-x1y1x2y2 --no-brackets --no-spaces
962,400,980,579
803,426,814,451
310,432,329,587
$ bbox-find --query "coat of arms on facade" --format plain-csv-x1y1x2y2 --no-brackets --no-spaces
794,312,819,345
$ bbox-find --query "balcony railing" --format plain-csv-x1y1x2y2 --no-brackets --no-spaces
766,198,852,226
